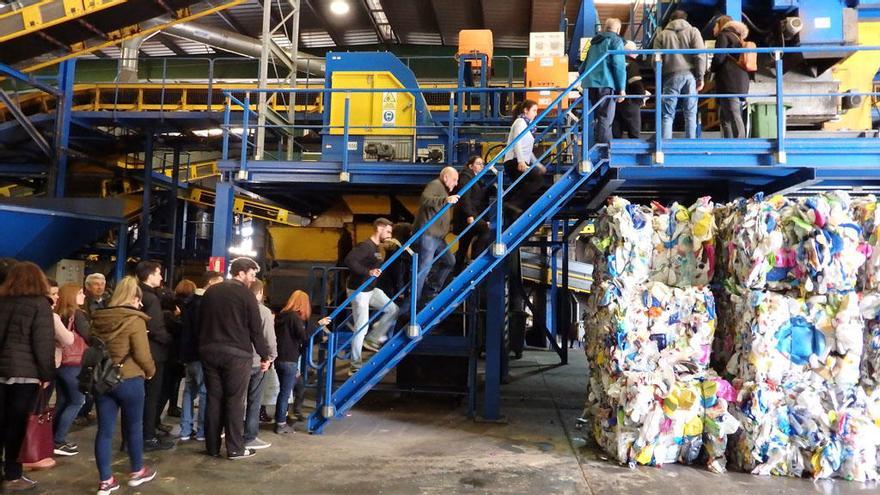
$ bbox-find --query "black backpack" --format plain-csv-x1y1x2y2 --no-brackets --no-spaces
77,335,131,397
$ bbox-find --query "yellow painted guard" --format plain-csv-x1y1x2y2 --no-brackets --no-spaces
329,72,415,136
824,22,880,131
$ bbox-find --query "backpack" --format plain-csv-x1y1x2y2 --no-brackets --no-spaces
736,38,757,73
77,335,131,397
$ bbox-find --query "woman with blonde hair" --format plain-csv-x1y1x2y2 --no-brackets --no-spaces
52,284,91,456
272,290,310,434
89,276,157,495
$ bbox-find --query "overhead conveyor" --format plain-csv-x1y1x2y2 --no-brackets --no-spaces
0,0,247,71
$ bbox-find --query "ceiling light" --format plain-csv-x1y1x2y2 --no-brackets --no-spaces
330,0,350,16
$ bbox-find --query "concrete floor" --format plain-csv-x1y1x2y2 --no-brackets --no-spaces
33,349,880,494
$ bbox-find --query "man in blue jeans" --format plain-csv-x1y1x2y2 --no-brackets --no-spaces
414,167,460,302
243,280,277,450
653,9,706,139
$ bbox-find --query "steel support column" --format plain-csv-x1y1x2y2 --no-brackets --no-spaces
51,59,75,197
115,223,128,282
167,148,181,282
140,134,154,259
211,179,235,259
481,262,506,422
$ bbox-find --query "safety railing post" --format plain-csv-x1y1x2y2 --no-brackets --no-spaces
240,92,250,178
207,59,214,109
407,252,420,338
492,167,505,257
447,91,455,165
774,51,786,164
653,53,664,164
321,329,336,419
221,96,231,161
341,92,351,182
581,90,590,173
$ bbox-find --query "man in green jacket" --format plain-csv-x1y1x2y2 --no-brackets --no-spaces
582,17,627,146
413,167,459,301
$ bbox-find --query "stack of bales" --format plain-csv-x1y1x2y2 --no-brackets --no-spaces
583,197,740,473
714,192,880,481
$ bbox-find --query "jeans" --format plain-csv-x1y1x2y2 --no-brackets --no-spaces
0,383,39,481
274,361,298,425
180,361,206,438
53,365,85,445
415,234,455,302
589,87,617,145
203,353,250,457
244,367,267,442
719,97,745,138
661,71,698,139
347,288,399,365
95,377,145,481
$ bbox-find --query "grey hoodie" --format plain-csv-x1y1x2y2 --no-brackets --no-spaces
653,19,707,82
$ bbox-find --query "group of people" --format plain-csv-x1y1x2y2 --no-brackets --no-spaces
583,12,752,145
0,256,319,494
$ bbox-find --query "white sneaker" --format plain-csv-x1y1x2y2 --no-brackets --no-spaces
245,438,272,450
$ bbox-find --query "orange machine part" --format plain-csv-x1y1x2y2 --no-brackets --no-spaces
525,55,569,111
457,29,494,68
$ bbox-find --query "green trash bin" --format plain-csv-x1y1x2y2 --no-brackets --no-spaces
749,103,791,138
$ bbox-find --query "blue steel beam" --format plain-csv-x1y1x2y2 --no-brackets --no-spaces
210,180,235,259
0,62,60,97
52,60,75,198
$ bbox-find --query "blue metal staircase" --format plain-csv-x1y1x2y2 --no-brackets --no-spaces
305,68,597,433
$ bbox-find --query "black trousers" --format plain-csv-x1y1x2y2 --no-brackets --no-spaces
613,101,641,139
203,353,250,457
158,360,184,415
502,158,545,211
0,383,39,481
142,360,165,440
589,87,617,145
454,220,493,273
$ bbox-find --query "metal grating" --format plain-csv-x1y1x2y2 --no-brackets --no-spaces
300,29,335,48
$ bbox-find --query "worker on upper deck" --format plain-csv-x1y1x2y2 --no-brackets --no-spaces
653,9,707,139
582,17,627,146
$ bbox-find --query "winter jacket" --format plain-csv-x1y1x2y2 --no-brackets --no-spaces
0,296,55,381
710,22,750,96
253,303,278,367
345,239,382,291
90,306,156,380
653,19,707,82
275,311,308,363
138,282,171,363
179,291,202,363
453,167,488,234
414,179,454,239
581,31,627,92
198,280,270,361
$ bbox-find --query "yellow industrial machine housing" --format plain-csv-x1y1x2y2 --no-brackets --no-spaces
329,72,416,136
824,21,880,131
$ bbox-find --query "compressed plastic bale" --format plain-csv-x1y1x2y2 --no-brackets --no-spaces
650,197,717,288
728,380,804,476
585,197,652,285
584,369,739,469
851,195,880,290
717,194,789,290
585,281,716,374
860,292,880,390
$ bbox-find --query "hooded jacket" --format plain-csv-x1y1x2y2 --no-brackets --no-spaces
582,31,627,92
90,306,156,380
0,296,55,381
710,21,750,95
653,19,707,81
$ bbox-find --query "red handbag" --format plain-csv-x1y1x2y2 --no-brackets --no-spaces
61,314,87,367
18,389,55,464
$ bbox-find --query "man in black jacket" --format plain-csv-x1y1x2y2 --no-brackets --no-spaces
453,156,493,273
344,218,399,373
135,260,175,452
199,257,270,459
